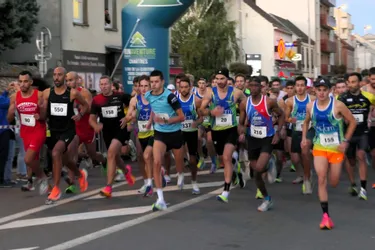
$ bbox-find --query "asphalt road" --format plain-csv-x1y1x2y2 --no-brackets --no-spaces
1,161,375,250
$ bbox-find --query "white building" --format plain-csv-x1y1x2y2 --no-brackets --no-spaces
227,0,314,78
0,0,127,89
353,34,375,71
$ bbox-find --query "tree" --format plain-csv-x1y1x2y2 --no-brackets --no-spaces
0,0,40,53
171,0,239,78
229,62,253,76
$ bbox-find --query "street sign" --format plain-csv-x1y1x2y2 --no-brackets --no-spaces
291,53,302,61
35,27,52,78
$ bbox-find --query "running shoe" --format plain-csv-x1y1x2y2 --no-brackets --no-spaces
46,186,62,204
319,213,334,230
100,185,112,198
124,165,136,186
78,169,88,192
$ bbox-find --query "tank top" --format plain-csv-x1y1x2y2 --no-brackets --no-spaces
74,87,93,134
194,88,203,99
311,96,344,153
136,95,154,139
47,87,75,132
291,94,311,132
15,89,46,138
246,95,274,138
178,93,197,132
210,86,237,131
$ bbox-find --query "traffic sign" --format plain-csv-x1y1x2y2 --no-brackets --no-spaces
36,27,52,52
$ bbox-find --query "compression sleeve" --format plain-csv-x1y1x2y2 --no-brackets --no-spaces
167,93,181,111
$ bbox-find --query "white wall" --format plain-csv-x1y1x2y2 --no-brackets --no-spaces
227,1,275,77
255,0,317,41
356,46,375,70
61,0,128,53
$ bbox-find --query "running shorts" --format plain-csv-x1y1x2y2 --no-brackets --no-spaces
103,128,130,149
138,136,154,152
312,149,344,164
346,134,368,159
247,136,273,160
291,129,315,153
46,129,76,151
154,130,184,151
183,130,198,156
22,129,46,159
77,129,95,144
211,126,238,156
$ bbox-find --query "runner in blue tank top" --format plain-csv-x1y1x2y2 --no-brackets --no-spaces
285,76,316,194
126,75,156,198
178,77,203,194
145,70,185,212
199,68,246,203
238,76,285,212
302,78,356,230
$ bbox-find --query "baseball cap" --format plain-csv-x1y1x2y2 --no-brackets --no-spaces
167,84,176,91
215,67,229,78
314,78,331,88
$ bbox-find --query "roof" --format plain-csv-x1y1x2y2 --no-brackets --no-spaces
243,0,292,35
270,14,316,45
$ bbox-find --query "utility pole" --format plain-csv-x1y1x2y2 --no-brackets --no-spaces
307,0,312,76
35,27,52,78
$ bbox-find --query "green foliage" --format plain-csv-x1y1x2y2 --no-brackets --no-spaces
0,0,40,53
172,0,239,78
229,62,253,76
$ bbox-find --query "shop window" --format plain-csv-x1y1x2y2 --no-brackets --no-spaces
73,0,88,25
105,0,117,30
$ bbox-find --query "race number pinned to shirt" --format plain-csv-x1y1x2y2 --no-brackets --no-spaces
20,114,36,127
51,103,68,116
216,114,231,126
320,132,340,147
138,120,153,132
296,120,304,131
102,106,118,118
203,116,210,124
156,113,170,123
181,119,193,131
353,114,364,123
250,125,267,139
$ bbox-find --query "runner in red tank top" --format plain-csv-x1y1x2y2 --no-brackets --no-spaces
7,71,50,194
65,72,106,193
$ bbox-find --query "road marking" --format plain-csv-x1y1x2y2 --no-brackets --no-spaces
44,187,224,250
8,247,39,250
86,181,224,200
0,206,150,230
0,165,178,225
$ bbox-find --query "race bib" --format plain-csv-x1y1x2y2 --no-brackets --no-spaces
216,114,231,126
353,114,364,123
50,103,67,116
20,114,35,127
101,106,118,118
181,119,193,131
250,125,267,139
157,113,170,120
203,116,210,124
295,120,304,131
138,120,153,132
320,132,340,147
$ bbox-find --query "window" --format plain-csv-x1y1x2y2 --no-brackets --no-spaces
105,0,117,30
73,0,87,24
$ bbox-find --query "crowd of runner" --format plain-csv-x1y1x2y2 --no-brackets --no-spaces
2,66,375,230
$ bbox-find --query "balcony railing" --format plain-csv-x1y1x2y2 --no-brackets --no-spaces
320,14,336,30
321,39,337,53
321,64,329,75
320,0,336,7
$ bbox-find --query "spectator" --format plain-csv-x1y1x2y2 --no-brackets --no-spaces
0,84,11,187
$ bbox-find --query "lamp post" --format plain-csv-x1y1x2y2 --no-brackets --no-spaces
307,0,312,76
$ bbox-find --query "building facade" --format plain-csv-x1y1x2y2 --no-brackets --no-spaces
353,35,375,72
0,0,128,90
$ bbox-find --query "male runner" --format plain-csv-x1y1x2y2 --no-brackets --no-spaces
302,78,356,229
199,68,246,203
42,67,89,204
239,76,284,211
178,76,202,194
285,76,316,194
7,71,49,194
145,70,185,211
126,75,155,197
64,71,107,193
89,75,135,197
334,79,347,98
338,72,370,199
